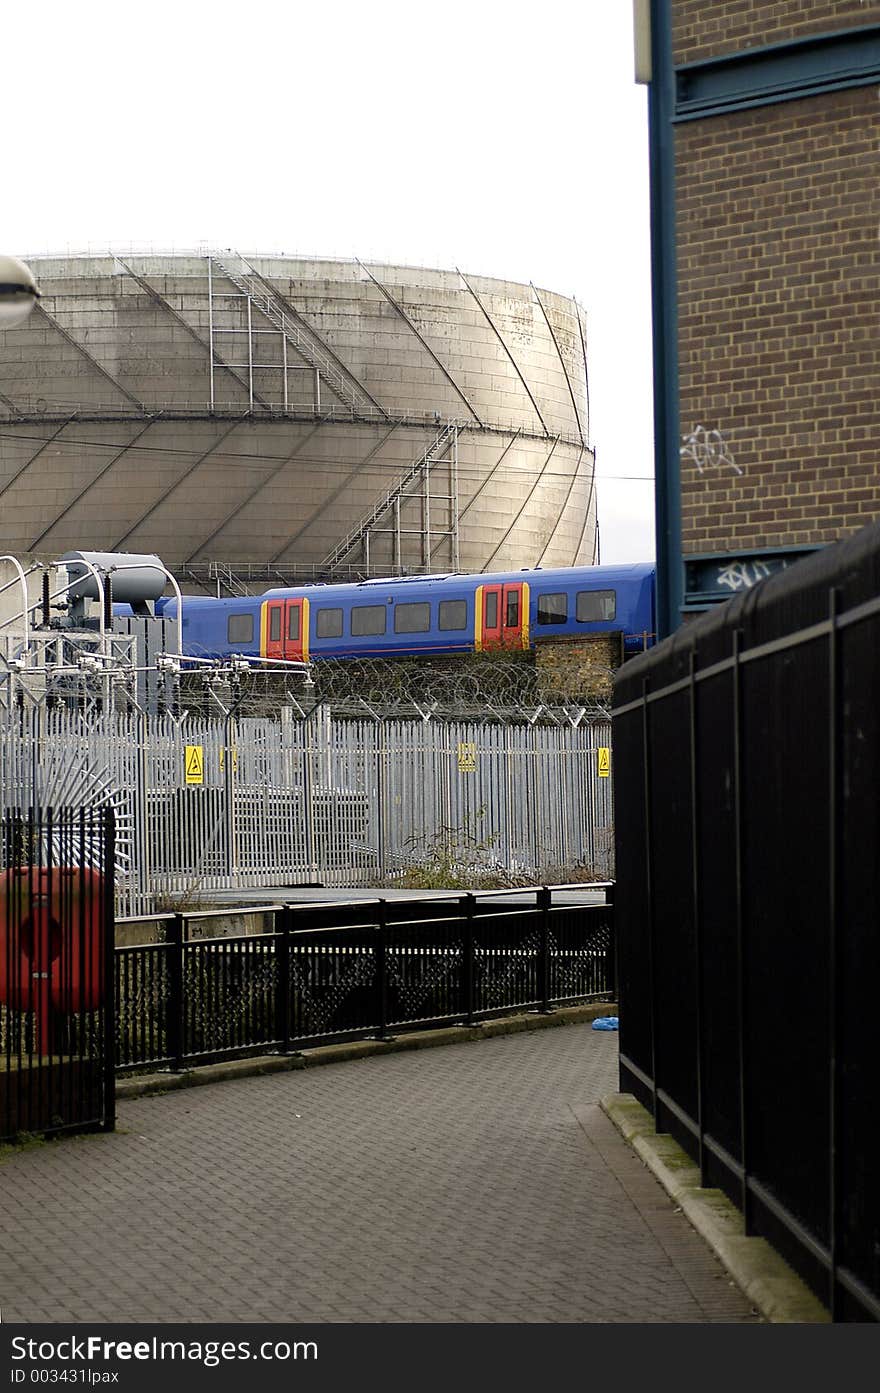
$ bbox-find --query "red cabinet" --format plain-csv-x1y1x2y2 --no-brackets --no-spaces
0,867,106,1055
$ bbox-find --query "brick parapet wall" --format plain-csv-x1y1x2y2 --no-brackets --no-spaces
675,84,880,555
672,1,877,67
534,635,623,704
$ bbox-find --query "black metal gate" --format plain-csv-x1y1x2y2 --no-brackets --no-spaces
1,807,116,1141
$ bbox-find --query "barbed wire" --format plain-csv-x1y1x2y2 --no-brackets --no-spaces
179,652,614,722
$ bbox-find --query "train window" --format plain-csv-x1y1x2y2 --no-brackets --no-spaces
576,589,617,623
484,592,498,629
394,601,431,634
537,592,567,625
351,604,387,637
268,607,282,643
438,599,467,631
227,613,254,645
315,607,343,639
288,606,301,641
505,592,520,627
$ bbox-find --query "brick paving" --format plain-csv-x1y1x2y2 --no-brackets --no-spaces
0,1026,758,1322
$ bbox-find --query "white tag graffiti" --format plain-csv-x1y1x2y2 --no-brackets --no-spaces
680,425,742,476
716,560,774,592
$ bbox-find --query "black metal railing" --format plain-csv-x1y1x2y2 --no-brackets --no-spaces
613,519,880,1324
1,807,116,1142
115,886,614,1073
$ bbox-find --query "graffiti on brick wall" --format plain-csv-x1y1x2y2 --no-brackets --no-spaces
684,551,808,605
680,425,742,476
715,559,776,592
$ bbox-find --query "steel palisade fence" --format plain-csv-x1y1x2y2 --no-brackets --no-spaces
115,887,615,1072
0,806,116,1142
0,706,613,916
613,520,880,1324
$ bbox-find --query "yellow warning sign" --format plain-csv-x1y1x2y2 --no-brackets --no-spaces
457,741,477,773
185,744,204,785
598,747,611,778
219,747,238,774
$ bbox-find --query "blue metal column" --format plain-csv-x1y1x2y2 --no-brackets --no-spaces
647,0,682,638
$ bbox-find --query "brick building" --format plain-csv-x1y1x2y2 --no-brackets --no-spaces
637,1,880,633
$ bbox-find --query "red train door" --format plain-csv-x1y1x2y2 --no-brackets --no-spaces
502,582,526,649
478,584,502,651
265,600,284,660
284,598,308,661
264,597,309,662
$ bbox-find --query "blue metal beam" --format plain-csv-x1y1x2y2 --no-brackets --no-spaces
675,24,880,122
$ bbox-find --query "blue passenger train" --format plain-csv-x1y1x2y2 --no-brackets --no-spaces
158,563,656,666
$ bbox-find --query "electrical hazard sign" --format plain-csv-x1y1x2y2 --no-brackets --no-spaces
597,747,611,778
457,742,477,772
185,744,204,785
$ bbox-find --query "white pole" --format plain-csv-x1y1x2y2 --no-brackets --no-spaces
0,555,31,664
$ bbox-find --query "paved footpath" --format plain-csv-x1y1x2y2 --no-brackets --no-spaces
0,1026,757,1323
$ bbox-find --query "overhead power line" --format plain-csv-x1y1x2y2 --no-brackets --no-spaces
0,425,653,483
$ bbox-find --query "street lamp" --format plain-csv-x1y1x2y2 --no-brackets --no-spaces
0,255,39,329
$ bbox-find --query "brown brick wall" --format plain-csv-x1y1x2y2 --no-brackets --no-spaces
675,85,880,555
535,635,623,703
672,2,877,66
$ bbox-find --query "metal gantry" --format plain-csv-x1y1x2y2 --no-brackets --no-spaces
207,251,386,418
323,421,460,575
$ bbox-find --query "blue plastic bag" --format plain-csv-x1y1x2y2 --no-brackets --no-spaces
591,1016,619,1031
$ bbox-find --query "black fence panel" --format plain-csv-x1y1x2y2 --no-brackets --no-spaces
183,933,279,1061
742,636,831,1262
613,519,880,1323
549,903,615,1005
472,907,542,1016
386,917,466,1028
116,943,170,1070
695,671,741,1178
114,888,615,1070
648,683,699,1145
838,610,880,1318
614,705,654,1116
1,807,115,1141
288,921,381,1045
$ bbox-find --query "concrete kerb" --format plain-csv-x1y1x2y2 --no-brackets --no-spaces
600,1092,831,1324
116,1000,615,1101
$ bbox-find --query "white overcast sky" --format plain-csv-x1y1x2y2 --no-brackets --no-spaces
12,1,655,564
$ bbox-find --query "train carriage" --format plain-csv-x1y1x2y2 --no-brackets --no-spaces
159,563,656,665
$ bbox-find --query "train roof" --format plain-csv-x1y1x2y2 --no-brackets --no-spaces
160,562,655,612
262,562,655,600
